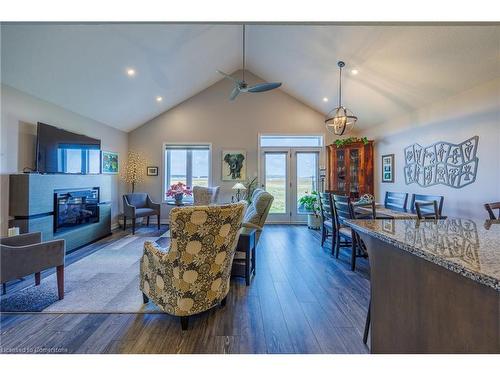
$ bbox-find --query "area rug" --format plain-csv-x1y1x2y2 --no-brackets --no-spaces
0,235,168,313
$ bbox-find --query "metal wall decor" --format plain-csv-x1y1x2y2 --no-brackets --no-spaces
404,136,479,189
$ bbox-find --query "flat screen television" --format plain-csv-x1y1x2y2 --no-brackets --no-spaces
36,122,101,174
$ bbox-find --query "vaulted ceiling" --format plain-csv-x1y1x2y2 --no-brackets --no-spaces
2,23,499,132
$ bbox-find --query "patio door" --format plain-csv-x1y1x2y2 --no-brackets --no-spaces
260,148,320,223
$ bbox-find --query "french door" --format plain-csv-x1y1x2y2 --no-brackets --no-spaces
260,148,320,223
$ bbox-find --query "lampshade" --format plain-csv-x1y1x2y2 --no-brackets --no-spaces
232,182,247,190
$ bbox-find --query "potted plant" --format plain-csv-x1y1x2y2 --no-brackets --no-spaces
298,191,321,229
166,182,193,205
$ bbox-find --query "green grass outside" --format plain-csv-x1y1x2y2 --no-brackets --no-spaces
169,176,314,214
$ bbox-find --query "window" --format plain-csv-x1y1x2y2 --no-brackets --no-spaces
164,144,211,201
259,135,323,148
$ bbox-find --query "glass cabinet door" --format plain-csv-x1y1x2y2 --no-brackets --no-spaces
349,148,360,195
336,149,346,191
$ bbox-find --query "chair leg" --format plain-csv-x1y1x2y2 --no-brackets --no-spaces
363,298,371,345
2,283,6,295
142,292,149,304
180,316,189,331
146,216,150,226
56,265,64,300
157,214,161,230
334,233,340,258
321,225,326,246
221,296,227,307
35,272,41,286
351,233,357,271
123,216,126,230
132,218,136,235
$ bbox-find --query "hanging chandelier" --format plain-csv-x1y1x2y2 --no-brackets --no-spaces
325,61,358,136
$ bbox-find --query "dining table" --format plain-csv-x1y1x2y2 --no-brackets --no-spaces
351,202,419,219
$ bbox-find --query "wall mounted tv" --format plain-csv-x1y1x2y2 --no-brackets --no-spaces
36,122,101,174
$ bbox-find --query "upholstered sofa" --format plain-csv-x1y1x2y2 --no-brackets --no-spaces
193,186,220,205
140,202,246,330
123,193,161,234
241,188,274,244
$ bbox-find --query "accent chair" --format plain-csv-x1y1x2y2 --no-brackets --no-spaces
241,188,274,244
140,202,246,330
193,186,220,205
123,193,161,234
1,232,65,298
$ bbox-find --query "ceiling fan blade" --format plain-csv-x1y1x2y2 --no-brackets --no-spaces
217,70,240,83
247,82,282,93
229,86,240,100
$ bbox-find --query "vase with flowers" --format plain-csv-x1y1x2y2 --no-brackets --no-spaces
166,182,193,205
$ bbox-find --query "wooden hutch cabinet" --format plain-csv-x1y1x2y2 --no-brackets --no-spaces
326,140,374,198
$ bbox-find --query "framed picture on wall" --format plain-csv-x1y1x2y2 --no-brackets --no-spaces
147,166,158,176
102,151,119,174
381,154,394,183
222,150,246,181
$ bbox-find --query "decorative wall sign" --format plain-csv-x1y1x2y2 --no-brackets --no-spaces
222,150,246,181
381,154,394,183
404,136,478,189
147,166,158,176
102,151,119,174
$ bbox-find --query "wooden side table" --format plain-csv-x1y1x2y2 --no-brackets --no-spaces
232,228,256,286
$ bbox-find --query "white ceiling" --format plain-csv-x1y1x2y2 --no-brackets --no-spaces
2,23,499,132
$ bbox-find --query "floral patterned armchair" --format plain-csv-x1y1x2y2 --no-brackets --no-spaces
140,202,246,330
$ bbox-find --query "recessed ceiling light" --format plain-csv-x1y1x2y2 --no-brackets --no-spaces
126,68,136,77
156,96,163,102
323,97,329,102
350,69,359,75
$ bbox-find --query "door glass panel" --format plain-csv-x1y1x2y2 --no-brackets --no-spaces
336,149,346,191
265,153,287,214
349,149,360,194
296,153,318,214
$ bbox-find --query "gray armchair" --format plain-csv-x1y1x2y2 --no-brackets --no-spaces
1,232,65,298
123,193,161,234
193,186,220,205
242,188,274,244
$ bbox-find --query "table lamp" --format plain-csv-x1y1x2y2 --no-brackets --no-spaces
232,182,247,201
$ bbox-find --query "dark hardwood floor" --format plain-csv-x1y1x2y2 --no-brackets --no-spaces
0,224,370,354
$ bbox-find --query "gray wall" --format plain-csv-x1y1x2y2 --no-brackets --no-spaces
128,70,330,221
0,84,129,235
361,78,500,219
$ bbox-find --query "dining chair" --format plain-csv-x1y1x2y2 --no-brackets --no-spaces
484,202,500,220
384,191,408,212
410,194,444,217
332,195,359,270
318,192,335,249
415,201,440,219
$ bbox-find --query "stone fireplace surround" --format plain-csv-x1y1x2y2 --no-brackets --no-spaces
9,174,112,252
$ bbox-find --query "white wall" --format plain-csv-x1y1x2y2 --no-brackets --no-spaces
361,78,500,219
0,84,129,234
128,71,329,220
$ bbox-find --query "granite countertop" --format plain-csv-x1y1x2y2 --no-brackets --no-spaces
346,218,500,291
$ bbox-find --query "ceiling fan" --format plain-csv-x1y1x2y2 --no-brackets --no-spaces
217,25,282,101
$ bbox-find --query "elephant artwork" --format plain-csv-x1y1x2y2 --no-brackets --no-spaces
222,150,247,181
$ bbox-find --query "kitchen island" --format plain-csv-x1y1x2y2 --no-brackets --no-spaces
347,218,500,353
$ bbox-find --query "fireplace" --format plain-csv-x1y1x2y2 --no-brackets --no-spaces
54,188,100,233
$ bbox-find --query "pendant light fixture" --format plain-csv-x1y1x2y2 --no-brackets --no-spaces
325,61,358,136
